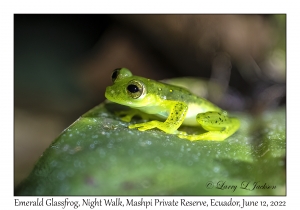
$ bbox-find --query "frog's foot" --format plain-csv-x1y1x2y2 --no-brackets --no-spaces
177,131,228,141
129,121,163,132
129,120,179,134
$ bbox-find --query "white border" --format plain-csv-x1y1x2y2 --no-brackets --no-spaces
2,0,298,209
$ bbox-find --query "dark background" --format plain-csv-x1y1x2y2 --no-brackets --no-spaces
14,14,286,186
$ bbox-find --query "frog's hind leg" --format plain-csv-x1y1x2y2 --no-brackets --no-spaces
178,111,240,141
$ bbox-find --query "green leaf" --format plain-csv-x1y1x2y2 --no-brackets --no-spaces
15,103,286,195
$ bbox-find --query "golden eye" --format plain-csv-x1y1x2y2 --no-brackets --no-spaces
126,80,145,99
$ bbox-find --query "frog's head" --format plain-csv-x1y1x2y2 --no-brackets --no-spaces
105,68,155,107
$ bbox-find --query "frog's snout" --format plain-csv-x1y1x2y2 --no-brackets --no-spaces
105,86,121,102
104,86,113,99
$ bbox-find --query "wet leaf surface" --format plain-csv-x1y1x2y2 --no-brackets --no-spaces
15,103,286,195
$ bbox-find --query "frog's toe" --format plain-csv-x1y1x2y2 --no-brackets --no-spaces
128,124,140,129
120,116,132,122
175,131,187,135
138,127,149,131
177,134,188,139
178,135,198,141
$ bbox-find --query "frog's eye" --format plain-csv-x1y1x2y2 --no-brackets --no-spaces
111,68,133,83
126,80,146,99
112,68,121,83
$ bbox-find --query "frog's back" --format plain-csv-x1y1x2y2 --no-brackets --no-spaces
148,79,221,113
138,78,221,126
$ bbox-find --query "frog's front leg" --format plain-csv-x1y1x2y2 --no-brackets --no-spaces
129,101,188,135
178,111,240,141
